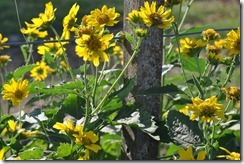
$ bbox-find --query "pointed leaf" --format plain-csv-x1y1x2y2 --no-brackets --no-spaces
12,64,36,79
125,32,136,49
57,143,72,157
181,57,206,73
166,110,204,148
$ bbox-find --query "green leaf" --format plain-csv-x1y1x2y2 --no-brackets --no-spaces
125,32,136,49
181,57,206,73
136,84,185,97
19,147,44,160
100,134,121,157
57,143,72,157
12,64,36,79
109,76,135,101
38,80,83,96
166,110,204,148
60,94,85,119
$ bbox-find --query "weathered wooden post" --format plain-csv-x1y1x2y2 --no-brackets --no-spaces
121,0,163,160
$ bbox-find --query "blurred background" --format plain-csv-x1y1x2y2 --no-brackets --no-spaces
0,0,240,71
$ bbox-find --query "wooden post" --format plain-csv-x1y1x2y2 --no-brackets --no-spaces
122,0,163,160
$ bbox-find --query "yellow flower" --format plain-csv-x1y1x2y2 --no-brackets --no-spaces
181,96,225,123
20,26,48,39
0,148,4,160
127,10,143,24
73,130,101,153
217,147,240,160
8,120,17,132
202,28,221,41
177,37,206,57
224,27,240,57
37,1,56,29
139,1,174,29
222,87,240,102
75,30,114,67
61,3,80,40
206,52,223,65
53,119,81,136
37,37,67,58
135,27,148,38
178,146,206,160
30,61,50,81
7,120,22,133
87,5,120,29
2,78,29,106
0,33,9,50
0,55,11,67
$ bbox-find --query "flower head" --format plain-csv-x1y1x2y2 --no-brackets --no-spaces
127,10,143,24
20,26,48,39
224,27,240,57
30,61,50,81
0,55,11,67
37,1,56,29
73,130,101,153
75,30,114,67
217,147,240,160
202,29,221,41
61,3,80,40
222,87,240,102
178,146,205,160
0,33,9,50
180,96,225,123
177,37,206,57
139,1,174,29
2,78,29,106
206,52,223,65
87,5,120,29
37,37,67,58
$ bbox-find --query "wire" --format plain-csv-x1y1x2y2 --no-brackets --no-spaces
0,27,238,47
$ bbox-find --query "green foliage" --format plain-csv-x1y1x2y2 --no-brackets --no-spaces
166,110,204,148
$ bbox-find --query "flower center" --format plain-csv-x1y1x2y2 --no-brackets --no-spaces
199,104,216,117
36,68,44,75
149,13,161,25
97,14,110,24
87,35,102,51
83,137,91,145
15,89,24,99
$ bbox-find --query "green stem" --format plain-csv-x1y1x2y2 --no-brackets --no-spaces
91,38,143,115
172,23,194,97
50,25,76,85
217,55,237,97
201,62,210,78
222,55,237,88
166,0,194,56
98,61,107,84
178,0,194,31
92,67,98,106
83,62,90,130
224,100,232,112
